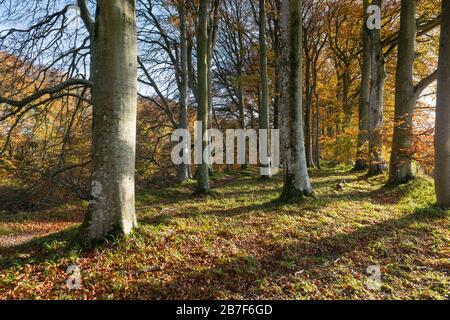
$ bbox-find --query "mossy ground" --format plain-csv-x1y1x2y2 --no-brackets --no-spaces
0,166,449,299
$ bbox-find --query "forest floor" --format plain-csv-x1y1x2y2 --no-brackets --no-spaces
0,166,449,300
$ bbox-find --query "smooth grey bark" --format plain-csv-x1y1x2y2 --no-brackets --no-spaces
187,38,199,102
304,43,315,168
304,27,325,169
77,0,95,81
77,0,94,38
280,0,313,201
435,0,450,208
389,0,416,182
273,0,281,131
355,0,371,170
196,0,210,194
279,0,290,181
207,2,219,176
368,0,386,176
82,0,138,244
259,0,271,178
202,1,219,176
207,0,220,123
389,0,437,183
342,67,352,128
314,87,321,168
177,3,191,183
236,14,248,169
303,10,326,169
236,9,247,169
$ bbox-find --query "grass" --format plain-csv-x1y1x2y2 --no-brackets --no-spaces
0,166,449,300
0,226,14,236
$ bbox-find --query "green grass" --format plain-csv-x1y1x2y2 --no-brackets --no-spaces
0,226,14,236
0,167,449,300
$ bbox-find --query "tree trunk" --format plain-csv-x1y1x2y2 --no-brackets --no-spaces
237,18,247,170
368,0,386,176
177,3,190,183
273,0,282,168
238,86,248,170
280,0,313,201
207,56,214,176
259,0,271,178
342,67,352,128
389,0,417,183
367,57,386,175
435,0,450,208
389,0,438,184
305,50,315,168
196,0,210,194
314,87,321,169
207,1,219,176
355,0,371,170
273,4,281,131
82,0,138,244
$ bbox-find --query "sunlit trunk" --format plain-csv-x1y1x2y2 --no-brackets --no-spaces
355,0,371,170
389,0,417,183
280,0,313,201
368,0,386,175
196,0,210,194
82,0,138,244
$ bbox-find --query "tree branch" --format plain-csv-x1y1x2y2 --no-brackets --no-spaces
414,70,438,100
0,79,93,108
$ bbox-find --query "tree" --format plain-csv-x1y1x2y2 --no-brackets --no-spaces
206,1,220,176
280,0,313,201
389,0,437,184
0,1,94,204
435,0,450,208
303,0,327,169
177,1,191,183
272,0,281,131
82,0,138,243
367,0,386,176
355,0,371,170
354,0,439,175
325,0,361,163
136,0,198,183
213,0,252,139
196,0,210,194
259,0,270,178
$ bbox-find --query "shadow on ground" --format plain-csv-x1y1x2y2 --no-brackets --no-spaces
130,206,447,299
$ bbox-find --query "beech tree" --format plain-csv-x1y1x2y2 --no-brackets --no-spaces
196,0,210,195
355,0,371,171
280,0,313,201
389,0,438,184
367,0,386,175
259,0,270,179
353,1,439,174
177,2,191,183
82,0,138,243
213,0,253,141
435,0,450,208
0,0,443,217
303,0,327,169
325,0,361,163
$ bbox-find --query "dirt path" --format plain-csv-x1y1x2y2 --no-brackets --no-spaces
0,231,48,249
0,208,84,251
